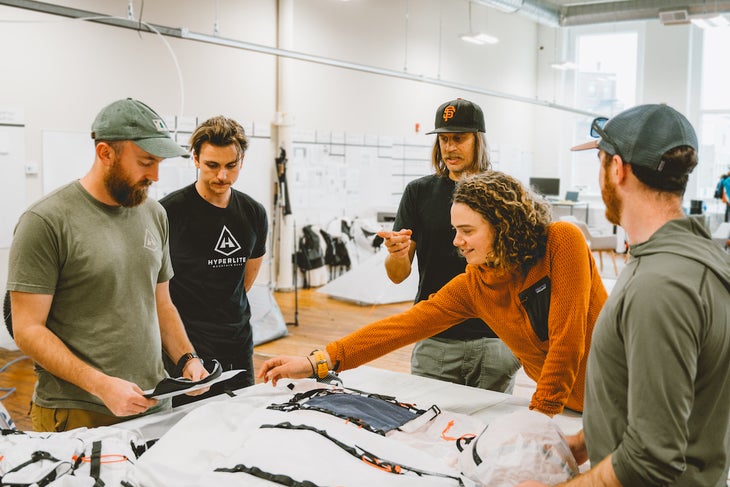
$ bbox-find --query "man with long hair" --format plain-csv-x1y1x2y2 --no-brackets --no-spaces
377,99,520,393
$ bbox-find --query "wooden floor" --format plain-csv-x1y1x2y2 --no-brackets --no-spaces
0,289,413,431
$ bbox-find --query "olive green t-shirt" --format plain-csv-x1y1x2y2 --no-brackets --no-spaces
7,181,173,416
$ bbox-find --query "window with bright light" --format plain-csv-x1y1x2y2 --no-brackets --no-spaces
699,27,730,205
576,32,638,114
701,28,730,110
570,29,639,194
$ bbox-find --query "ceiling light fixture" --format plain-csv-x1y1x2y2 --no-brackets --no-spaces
550,61,578,71
460,32,499,45
460,1,499,46
691,14,730,29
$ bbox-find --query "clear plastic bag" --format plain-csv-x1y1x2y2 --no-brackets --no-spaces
457,409,579,486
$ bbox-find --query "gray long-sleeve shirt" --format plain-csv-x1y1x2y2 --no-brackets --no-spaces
584,217,730,486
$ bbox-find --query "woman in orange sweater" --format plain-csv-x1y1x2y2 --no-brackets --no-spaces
259,171,607,416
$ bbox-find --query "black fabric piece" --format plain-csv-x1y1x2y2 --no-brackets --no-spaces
319,229,351,280
519,276,552,341
267,388,427,435
295,225,325,271
144,360,222,399
214,464,321,487
1,429,26,436
89,440,103,486
261,422,465,485
3,289,12,338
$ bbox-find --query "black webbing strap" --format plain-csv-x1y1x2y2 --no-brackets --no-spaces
1,450,70,487
454,427,486,467
89,440,105,487
214,464,321,487
2,450,60,475
261,422,465,486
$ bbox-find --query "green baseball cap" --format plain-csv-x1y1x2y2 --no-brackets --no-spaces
91,98,189,158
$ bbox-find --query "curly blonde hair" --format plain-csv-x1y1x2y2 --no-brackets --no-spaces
453,171,552,272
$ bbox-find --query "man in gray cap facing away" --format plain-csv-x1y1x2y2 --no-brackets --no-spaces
7,98,208,431
520,104,730,486
377,98,520,392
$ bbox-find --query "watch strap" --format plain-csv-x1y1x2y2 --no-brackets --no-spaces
309,349,328,379
175,352,200,377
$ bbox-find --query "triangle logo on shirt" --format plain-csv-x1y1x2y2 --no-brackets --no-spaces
144,228,159,251
214,225,242,257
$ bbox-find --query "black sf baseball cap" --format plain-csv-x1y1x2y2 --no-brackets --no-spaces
91,98,189,158
426,98,486,134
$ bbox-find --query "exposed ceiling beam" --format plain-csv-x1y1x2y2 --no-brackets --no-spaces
0,0,602,117
561,0,730,27
472,0,730,27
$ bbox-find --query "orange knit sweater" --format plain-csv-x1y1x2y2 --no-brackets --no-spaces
327,221,607,415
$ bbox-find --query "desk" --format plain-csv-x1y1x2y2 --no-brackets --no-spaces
123,367,582,486
551,201,590,224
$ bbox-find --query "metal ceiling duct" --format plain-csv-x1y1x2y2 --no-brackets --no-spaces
473,0,730,27
472,0,560,27
561,0,730,27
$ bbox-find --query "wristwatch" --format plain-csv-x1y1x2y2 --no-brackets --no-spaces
309,349,328,379
175,352,201,377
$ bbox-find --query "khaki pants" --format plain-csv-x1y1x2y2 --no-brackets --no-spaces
30,402,124,432
411,336,521,393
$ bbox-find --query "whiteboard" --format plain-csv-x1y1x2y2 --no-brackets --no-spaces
42,130,96,195
0,125,26,248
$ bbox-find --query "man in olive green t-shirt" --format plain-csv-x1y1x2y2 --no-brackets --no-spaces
7,98,208,431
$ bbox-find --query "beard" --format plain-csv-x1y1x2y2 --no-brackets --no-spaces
601,170,622,225
105,159,151,207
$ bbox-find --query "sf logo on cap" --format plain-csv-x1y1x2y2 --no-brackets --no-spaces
152,119,167,132
443,105,456,122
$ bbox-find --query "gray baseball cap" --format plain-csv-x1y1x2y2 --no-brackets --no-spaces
91,98,189,158
571,104,697,172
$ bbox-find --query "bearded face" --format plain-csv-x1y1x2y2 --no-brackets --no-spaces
104,151,153,207
600,152,622,225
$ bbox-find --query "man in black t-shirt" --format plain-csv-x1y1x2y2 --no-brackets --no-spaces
377,99,520,392
160,116,268,405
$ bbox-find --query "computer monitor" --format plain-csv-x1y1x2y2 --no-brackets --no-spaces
528,177,560,197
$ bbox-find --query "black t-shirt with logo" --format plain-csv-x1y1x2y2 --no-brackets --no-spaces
160,184,268,354
394,174,497,340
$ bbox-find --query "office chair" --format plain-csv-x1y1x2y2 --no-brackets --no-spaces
560,216,618,275
711,222,730,251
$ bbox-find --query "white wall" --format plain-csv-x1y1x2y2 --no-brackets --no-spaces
0,0,709,292
0,0,546,290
